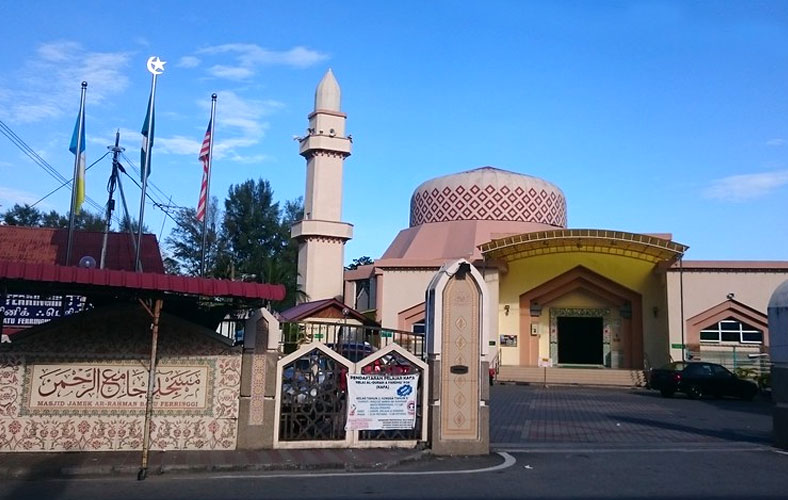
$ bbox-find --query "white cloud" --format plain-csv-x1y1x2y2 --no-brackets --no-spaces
226,153,272,164
0,186,42,207
193,44,328,80
0,41,131,124
766,138,786,147
133,91,281,164
207,65,255,80
177,56,201,68
704,170,788,201
156,136,202,155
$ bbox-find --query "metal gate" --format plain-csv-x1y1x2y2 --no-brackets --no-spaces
274,342,428,449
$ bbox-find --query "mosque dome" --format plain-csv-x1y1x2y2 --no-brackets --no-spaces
409,166,567,228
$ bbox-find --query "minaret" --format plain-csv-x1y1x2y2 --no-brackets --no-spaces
291,69,353,302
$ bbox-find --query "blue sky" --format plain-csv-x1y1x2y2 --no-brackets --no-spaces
0,1,787,262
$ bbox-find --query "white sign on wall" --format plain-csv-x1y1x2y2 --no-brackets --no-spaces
538,357,553,368
345,374,419,431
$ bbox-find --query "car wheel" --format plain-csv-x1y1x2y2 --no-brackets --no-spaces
660,389,674,398
686,384,703,400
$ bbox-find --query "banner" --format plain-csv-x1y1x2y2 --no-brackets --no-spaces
345,373,419,431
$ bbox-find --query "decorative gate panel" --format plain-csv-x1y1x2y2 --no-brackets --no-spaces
274,342,428,448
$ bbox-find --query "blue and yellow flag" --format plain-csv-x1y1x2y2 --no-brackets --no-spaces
68,107,86,213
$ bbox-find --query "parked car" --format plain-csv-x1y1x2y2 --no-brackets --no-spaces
330,342,377,362
648,361,759,400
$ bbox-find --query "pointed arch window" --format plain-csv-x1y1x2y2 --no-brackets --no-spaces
699,318,763,344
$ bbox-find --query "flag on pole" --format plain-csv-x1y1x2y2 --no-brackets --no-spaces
196,119,212,222
140,94,155,181
68,107,86,214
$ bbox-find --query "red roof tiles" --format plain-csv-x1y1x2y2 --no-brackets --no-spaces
0,226,164,272
0,260,286,301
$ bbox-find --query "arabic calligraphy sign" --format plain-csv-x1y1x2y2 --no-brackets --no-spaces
27,363,209,412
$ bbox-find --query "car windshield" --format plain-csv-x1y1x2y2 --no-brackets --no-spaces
661,362,689,371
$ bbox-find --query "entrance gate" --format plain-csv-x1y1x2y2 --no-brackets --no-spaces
273,342,428,449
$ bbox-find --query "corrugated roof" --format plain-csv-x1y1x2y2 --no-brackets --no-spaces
0,260,286,301
0,226,164,272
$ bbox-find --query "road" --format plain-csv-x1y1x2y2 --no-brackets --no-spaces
2,448,787,500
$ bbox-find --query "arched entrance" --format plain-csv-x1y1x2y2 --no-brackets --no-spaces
519,266,643,369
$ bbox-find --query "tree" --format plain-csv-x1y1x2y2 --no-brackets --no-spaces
1,203,106,230
345,256,374,270
2,204,42,226
164,197,221,276
119,217,150,234
221,179,282,278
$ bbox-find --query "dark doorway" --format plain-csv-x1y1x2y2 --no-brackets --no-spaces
557,316,603,365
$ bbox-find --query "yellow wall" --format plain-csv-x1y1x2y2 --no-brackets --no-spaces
496,252,671,368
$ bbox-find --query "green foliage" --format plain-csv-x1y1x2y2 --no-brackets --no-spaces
734,367,757,380
164,197,220,276
1,203,105,230
165,178,304,309
118,217,149,234
756,372,771,390
346,255,374,270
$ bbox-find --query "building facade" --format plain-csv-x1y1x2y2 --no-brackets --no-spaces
343,167,787,384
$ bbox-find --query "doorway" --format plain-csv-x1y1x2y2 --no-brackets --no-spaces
557,316,603,365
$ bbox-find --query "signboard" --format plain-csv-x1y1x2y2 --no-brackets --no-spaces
2,294,86,329
671,343,685,349
26,363,209,413
345,373,419,431
538,357,553,368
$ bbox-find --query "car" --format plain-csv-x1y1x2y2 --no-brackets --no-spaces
329,342,377,362
648,361,759,400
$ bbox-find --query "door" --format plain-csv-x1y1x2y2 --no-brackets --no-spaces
557,316,603,365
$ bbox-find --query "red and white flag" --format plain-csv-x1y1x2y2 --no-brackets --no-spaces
196,120,212,222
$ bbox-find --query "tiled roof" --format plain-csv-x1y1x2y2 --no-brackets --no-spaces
0,226,164,273
0,260,286,301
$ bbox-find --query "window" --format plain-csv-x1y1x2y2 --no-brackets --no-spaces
412,322,425,334
699,318,763,344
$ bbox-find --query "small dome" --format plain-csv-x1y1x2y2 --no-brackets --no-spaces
409,166,567,227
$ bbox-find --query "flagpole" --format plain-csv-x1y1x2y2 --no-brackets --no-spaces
200,93,217,277
135,57,164,272
65,81,87,267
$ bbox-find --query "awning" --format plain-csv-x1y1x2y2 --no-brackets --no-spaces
480,229,688,264
0,260,286,301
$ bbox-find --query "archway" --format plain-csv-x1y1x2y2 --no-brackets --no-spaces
519,266,643,369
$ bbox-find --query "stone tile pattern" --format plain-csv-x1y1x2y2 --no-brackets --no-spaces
410,183,567,228
0,315,241,452
490,385,772,445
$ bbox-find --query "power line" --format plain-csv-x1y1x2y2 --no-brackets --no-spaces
30,151,111,208
0,119,112,216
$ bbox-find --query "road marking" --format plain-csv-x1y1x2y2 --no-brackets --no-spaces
202,452,516,480
495,445,770,454
772,449,788,456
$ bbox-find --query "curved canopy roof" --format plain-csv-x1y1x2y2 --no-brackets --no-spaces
480,229,688,264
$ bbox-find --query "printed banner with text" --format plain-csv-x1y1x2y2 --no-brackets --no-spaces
345,373,419,431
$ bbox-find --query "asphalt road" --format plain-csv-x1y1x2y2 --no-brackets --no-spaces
2,448,787,500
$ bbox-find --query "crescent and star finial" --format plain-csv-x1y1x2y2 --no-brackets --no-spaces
146,56,166,75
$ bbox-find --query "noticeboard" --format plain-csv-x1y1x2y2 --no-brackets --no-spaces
345,373,419,431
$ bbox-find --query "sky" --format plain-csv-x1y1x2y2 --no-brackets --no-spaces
0,1,787,264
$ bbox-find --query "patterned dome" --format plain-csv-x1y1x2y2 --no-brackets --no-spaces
409,166,567,228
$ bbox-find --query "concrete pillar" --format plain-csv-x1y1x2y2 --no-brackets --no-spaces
768,280,788,449
425,259,490,455
237,308,280,449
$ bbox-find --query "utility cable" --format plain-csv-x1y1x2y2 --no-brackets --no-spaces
30,151,111,207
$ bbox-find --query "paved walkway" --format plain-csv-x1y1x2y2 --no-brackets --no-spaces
0,448,427,480
490,384,773,448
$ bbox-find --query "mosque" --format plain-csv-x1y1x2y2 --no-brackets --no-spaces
294,70,788,385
